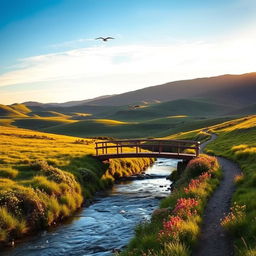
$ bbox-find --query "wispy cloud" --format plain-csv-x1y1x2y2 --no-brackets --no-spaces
1,27,256,103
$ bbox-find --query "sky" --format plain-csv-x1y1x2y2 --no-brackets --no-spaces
1,0,256,104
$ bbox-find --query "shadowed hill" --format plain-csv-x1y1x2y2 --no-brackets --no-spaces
228,103,256,116
0,104,27,117
12,118,77,130
108,99,235,121
27,104,121,117
85,73,256,106
43,116,231,139
29,111,70,118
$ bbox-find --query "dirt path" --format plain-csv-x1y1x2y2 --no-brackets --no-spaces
192,134,242,256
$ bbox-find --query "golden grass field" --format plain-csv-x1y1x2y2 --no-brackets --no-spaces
0,126,153,245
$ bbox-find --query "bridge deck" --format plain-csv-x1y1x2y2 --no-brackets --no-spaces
96,152,195,161
95,139,200,161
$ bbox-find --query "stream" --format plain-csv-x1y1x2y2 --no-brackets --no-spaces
2,158,179,256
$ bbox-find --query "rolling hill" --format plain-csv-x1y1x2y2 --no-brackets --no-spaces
10,103,31,114
43,116,232,139
26,104,122,117
108,99,235,121
29,111,70,118
12,118,77,130
228,103,256,116
0,104,27,117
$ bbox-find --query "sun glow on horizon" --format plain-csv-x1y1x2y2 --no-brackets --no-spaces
1,22,256,104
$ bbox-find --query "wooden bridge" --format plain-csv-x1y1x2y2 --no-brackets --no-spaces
95,139,200,161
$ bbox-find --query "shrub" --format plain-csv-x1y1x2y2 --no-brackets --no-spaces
185,155,218,178
30,176,61,195
234,174,244,185
0,207,27,239
0,187,47,229
152,208,170,222
0,167,18,179
161,242,190,256
78,168,99,184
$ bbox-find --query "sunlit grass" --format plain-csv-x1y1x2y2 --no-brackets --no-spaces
167,115,188,119
94,119,130,125
0,167,18,179
169,114,256,256
0,125,153,244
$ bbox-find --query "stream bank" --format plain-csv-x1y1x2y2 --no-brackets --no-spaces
2,158,178,256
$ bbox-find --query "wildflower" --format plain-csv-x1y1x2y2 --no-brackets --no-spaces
173,198,199,217
184,172,211,194
221,203,246,228
159,216,183,238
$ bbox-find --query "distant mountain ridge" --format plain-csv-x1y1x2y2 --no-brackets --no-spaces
21,72,256,108
86,72,256,106
23,95,114,108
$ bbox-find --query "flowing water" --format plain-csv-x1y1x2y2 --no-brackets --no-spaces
3,158,179,256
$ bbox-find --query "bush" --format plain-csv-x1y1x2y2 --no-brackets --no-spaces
185,154,218,178
78,168,99,184
0,167,18,179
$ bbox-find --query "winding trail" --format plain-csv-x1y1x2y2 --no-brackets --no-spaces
192,134,242,256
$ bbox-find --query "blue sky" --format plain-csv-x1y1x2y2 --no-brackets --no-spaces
1,0,256,104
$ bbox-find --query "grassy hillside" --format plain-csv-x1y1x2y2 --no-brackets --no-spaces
10,104,31,114
13,118,77,130
27,104,122,117
168,115,256,256
29,111,70,118
0,126,153,245
0,104,27,118
43,116,232,139
108,99,234,121
204,116,256,256
229,103,256,116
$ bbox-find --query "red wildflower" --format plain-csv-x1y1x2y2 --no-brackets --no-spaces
158,215,183,238
173,198,199,217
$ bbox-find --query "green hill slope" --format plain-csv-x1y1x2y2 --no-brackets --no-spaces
108,99,234,121
43,116,231,139
228,103,256,115
13,118,77,130
30,111,70,118
167,115,256,256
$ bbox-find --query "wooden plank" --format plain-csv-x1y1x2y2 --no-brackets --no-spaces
96,152,196,161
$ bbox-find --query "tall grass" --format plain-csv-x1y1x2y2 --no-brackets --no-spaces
0,125,153,245
204,116,256,255
171,115,256,255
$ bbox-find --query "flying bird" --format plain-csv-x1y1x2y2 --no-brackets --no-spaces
95,37,115,42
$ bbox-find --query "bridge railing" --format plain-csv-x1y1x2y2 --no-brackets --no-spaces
95,139,200,157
